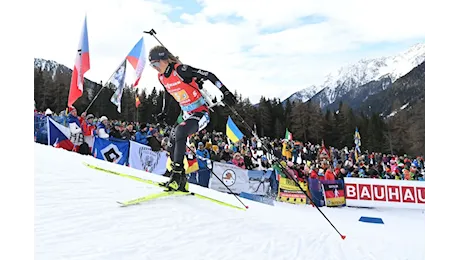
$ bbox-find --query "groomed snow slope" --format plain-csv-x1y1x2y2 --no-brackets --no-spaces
35,143,424,260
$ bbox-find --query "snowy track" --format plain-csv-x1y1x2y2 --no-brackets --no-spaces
35,144,424,260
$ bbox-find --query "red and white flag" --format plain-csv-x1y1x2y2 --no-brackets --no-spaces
68,15,90,107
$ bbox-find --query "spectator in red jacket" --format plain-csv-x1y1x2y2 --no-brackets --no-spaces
325,168,336,181
310,165,319,179
81,114,96,151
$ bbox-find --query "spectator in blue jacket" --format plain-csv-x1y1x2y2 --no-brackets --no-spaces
135,123,149,145
196,142,211,187
148,127,157,137
96,116,109,139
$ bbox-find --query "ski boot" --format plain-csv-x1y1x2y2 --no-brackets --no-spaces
161,162,189,192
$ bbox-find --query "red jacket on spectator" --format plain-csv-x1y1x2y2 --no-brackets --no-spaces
81,121,96,137
325,169,335,181
310,170,318,179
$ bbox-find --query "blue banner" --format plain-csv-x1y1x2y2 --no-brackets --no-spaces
93,137,129,165
308,178,325,207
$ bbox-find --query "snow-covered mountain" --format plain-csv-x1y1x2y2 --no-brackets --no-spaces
34,58,72,79
285,43,425,107
34,57,103,106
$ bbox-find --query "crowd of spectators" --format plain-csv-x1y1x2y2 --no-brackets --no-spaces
34,107,425,182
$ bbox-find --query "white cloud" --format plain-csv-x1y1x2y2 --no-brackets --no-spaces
34,0,424,104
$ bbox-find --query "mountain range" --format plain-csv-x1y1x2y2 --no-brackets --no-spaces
284,43,425,116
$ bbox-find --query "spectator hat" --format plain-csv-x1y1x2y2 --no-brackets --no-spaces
86,114,94,120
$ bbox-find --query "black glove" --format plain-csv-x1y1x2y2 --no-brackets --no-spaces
221,86,237,106
196,78,205,89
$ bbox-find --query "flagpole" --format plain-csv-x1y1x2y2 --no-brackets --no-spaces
84,58,127,113
84,80,104,113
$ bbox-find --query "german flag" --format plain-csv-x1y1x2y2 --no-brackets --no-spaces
135,95,141,108
323,182,345,207
185,155,199,174
166,154,199,174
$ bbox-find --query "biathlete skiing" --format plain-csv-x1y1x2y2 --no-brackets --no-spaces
148,45,237,192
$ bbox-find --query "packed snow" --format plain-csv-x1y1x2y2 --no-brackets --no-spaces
35,143,425,260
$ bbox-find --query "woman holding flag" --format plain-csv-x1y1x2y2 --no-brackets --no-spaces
148,45,237,192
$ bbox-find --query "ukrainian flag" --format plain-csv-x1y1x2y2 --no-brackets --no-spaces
226,116,244,143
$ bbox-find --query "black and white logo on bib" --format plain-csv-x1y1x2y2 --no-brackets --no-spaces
101,144,123,163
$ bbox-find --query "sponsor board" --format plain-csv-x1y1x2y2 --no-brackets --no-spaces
344,178,425,209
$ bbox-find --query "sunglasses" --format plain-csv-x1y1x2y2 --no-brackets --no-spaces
149,60,161,69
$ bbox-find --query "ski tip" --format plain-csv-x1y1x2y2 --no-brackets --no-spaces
341,235,346,240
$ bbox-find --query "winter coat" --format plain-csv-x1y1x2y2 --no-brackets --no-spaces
68,114,84,146
196,149,210,169
135,131,148,145
96,122,109,139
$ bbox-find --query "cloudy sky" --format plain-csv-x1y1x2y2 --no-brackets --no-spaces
34,0,424,103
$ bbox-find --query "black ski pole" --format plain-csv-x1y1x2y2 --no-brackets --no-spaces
224,104,346,240
144,28,182,63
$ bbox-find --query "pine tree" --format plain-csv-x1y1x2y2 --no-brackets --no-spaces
258,97,272,137
290,102,308,142
387,99,407,155
284,99,293,130
306,102,324,144
323,109,334,146
405,100,425,156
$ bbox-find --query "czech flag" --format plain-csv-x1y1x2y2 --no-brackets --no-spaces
68,15,90,107
126,37,146,87
47,117,74,151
